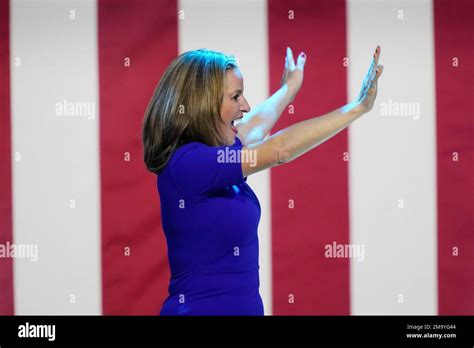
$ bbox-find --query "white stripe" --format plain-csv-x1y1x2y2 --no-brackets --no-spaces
179,0,272,314
11,0,102,314
347,0,437,314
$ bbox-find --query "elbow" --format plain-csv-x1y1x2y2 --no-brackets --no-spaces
276,147,290,165
275,136,291,165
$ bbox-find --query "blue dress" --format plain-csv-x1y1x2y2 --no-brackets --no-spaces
157,136,264,315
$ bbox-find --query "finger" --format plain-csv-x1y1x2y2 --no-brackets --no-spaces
369,51,379,81
361,60,377,97
361,57,375,92
371,64,383,84
374,45,381,66
287,47,296,70
367,47,382,90
373,64,383,84
370,47,381,86
364,52,376,83
365,45,381,81
368,47,381,83
296,52,306,70
368,64,383,94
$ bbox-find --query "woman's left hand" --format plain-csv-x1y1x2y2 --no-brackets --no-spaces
280,47,306,102
355,45,383,114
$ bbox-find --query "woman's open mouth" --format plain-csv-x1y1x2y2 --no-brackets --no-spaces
230,121,238,134
230,117,243,134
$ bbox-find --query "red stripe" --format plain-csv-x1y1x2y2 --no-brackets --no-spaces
98,0,177,314
434,0,474,315
0,0,14,315
269,0,350,314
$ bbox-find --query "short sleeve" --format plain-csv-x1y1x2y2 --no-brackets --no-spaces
170,137,245,198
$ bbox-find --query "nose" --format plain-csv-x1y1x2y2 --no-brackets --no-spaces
240,95,251,113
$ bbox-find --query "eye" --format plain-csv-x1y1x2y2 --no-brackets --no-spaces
233,94,240,101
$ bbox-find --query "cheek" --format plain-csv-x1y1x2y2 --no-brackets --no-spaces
220,103,234,123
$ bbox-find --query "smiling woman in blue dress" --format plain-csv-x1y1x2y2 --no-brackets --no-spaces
142,46,383,315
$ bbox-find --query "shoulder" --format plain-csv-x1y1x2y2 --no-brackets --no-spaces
168,141,210,168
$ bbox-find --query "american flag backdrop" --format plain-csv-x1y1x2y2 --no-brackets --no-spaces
0,0,472,316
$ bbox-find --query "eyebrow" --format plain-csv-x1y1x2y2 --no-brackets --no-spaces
230,89,243,95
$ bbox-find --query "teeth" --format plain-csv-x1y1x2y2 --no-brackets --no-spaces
233,118,242,127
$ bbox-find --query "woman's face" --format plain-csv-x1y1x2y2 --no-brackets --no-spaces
219,68,251,145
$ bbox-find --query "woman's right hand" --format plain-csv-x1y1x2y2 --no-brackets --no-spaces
355,45,383,114
280,47,306,102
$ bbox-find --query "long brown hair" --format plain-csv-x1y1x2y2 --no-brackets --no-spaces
142,49,238,175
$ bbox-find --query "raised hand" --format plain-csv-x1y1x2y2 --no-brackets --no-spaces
356,45,384,113
280,47,306,102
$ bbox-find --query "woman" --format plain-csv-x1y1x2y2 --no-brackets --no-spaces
142,46,383,315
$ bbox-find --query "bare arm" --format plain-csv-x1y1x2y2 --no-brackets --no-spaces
236,84,295,145
241,102,362,177
241,45,383,178
237,47,306,145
